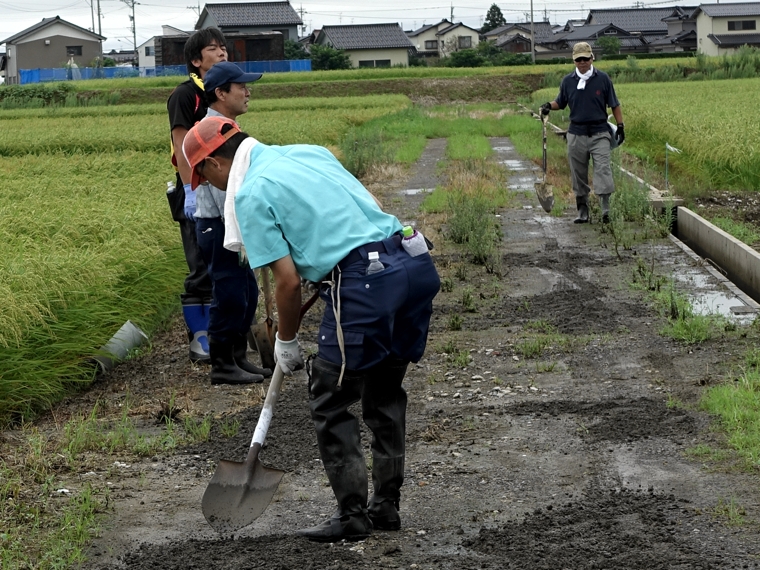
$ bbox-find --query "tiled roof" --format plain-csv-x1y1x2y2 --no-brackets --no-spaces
484,22,555,42
435,22,480,36
3,15,105,44
648,29,696,45
203,2,302,27
554,24,629,42
407,20,450,37
699,3,760,17
708,32,760,45
321,24,413,50
586,7,675,33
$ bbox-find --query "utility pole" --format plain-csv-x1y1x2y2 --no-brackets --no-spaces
530,0,535,64
450,3,454,22
187,2,201,18
89,0,96,33
121,0,138,65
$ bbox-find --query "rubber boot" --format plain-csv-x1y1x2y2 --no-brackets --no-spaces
182,302,210,363
232,334,272,378
600,194,611,224
363,357,408,531
208,337,263,385
296,357,372,543
574,197,589,224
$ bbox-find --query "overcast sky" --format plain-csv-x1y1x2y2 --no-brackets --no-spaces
1,0,685,52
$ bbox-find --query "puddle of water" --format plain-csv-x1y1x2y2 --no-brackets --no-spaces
674,269,756,323
400,188,434,195
492,146,514,152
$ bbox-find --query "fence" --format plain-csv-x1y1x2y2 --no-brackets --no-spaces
17,59,312,84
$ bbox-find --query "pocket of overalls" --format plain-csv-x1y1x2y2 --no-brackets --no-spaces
317,324,364,370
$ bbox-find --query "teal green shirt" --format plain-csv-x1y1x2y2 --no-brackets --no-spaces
235,143,403,282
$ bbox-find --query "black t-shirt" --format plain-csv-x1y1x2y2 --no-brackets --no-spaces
167,78,208,151
555,68,620,135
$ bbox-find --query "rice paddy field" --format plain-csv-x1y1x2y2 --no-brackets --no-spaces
533,76,760,194
2,71,758,425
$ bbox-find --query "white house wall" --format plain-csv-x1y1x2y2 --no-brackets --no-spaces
697,11,760,56
348,48,408,67
438,28,480,56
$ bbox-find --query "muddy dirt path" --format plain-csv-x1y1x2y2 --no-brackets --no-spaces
77,138,760,569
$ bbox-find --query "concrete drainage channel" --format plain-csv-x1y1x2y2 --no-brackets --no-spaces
530,109,760,323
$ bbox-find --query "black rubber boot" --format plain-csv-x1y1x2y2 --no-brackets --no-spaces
232,334,272,378
296,357,372,543
208,338,263,385
363,357,409,531
600,194,611,224
574,197,589,224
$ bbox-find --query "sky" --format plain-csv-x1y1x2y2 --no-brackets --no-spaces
1,0,693,53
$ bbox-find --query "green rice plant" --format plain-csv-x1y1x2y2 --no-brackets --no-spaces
518,335,554,359
448,314,463,331
340,125,394,177
452,350,471,368
439,339,458,354
440,277,454,292
461,289,476,312
710,217,760,246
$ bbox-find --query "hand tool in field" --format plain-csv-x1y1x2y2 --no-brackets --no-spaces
251,266,277,370
535,112,555,213
201,363,286,533
250,270,320,369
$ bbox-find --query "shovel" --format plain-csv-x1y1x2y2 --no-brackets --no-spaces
535,112,555,213
251,266,277,370
201,363,286,533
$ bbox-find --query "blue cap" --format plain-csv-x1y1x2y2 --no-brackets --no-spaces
204,61,262,93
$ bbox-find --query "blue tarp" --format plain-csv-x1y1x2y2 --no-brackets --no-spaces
18,60,312,84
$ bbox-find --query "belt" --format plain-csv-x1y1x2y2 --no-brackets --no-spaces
336,234,402,271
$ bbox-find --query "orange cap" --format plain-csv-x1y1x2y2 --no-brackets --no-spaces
182,116,241,189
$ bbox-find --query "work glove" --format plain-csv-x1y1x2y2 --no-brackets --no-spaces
274,333,304,376
540,102,552,116
615,124,625,146
183,183,197,222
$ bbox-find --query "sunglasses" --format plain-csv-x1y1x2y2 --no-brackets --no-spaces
574,57,591,62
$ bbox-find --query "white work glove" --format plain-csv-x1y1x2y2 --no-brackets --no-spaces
274,333,304,376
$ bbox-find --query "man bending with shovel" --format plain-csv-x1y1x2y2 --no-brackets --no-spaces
183,117,441,542
540,41,625,224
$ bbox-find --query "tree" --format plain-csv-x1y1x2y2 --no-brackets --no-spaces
481,4,507,34
309,44,352,70
284,39,310,60
596,36,621,57
447,49,487,67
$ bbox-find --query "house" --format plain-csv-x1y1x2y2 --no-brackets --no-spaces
539,23,648,59
315,23,413,67
585,7,677,39
482,21,554,54
1,15,106,85
692,2,760,56
137,25,188,68
106,49,136,65
196,1,302,41
406,19,480,59
648,6,698,53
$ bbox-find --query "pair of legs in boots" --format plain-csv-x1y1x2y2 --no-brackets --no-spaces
196,216,272,385
297,356,408,542
567,131,614,224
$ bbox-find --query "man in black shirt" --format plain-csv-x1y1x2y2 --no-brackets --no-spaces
166,28,227,362
540,42,625,224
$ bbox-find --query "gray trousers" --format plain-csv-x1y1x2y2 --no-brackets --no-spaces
567,132,615,200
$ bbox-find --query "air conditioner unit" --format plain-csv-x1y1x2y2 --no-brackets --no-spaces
45,40,51,45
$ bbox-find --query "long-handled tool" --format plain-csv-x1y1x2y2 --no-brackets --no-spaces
251,266,277,370
535,113,555,213
201,363,286,533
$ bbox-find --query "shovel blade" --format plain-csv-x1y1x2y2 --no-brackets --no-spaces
250,318,277,370
534,181,555,213
201,455,285,534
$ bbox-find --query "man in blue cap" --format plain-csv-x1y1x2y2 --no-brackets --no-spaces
191,61,270,385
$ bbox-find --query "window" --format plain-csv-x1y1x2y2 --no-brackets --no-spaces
728,20,756,31
358,59,392,68
358,60,374,67
66,45,82,57
458,36,472,49
604,29,618,34
424,40,438,50
145,46,154,56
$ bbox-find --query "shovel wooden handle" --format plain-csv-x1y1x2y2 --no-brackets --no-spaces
248,364,285,456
